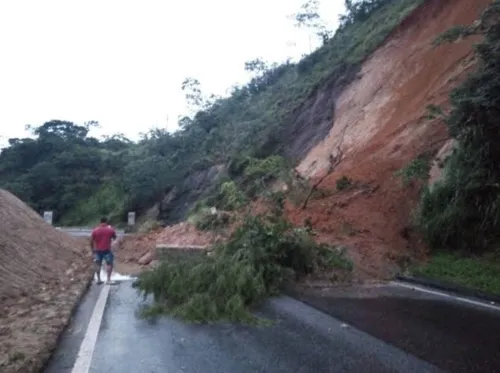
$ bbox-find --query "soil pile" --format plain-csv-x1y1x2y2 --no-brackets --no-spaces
155,222,222,246
116,222,221,267
0,189,92,373
291,0,491,280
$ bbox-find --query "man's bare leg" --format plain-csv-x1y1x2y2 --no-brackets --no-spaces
106,263,113,283
95,261,103,284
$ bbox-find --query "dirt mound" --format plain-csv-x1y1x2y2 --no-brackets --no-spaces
156,222,222,246
291,0,491,281
116,222,222,267
115,233,158,267
0,189,92,373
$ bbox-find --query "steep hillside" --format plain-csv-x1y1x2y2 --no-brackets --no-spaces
154,0,429,223
1,0,497,286
0,0,429,226
0,189,92,373
288,0,492,279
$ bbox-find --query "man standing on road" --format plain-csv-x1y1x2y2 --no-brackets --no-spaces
90,217,117,285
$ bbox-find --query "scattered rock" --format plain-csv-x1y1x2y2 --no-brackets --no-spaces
149,260,160,268
138,251,154,265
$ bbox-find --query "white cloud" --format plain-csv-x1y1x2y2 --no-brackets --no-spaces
0,0,344,146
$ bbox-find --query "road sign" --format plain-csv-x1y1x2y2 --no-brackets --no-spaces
43,211,53,225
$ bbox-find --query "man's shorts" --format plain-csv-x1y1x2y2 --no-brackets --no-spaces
94,250,114,265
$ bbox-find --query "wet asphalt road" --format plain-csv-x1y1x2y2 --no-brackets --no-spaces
92,283,440,373
45,279,500,373
47,227,500,372
293,284,500,373
56,227,125,237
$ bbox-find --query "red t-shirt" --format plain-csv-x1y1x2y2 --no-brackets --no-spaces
91,224,117,251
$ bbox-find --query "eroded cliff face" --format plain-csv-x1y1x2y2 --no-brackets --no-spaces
288,0,491,280
154,0,490,280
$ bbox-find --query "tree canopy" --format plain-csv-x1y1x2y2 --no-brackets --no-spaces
0,0,425,226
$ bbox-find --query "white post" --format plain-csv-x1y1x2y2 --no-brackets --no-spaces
127,212,136,226
43,211,53,225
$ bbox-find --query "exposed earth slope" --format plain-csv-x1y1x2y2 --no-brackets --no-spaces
287,0,491,280
124,0,492,283
0,189,92,373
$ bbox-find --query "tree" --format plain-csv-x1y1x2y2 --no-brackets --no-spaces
181,77,205,113
291,0,333,45
33,120,89,140
339,0,390,29
244,58,268,75
0,120,130,223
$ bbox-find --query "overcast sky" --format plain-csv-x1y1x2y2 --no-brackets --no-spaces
0,0,344,146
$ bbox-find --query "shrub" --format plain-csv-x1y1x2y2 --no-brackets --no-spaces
191,209,231,231
395,155,432,187
243,156,287,182
219,181,248,210
316,245,354,271
336,176,352,190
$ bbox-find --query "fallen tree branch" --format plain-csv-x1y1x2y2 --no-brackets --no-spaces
301,125,348,210
427,137,452,150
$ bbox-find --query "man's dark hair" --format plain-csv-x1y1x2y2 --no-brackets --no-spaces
100,217,108,224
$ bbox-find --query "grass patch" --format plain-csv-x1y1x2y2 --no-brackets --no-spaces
134,215,352,324
411,251,500,296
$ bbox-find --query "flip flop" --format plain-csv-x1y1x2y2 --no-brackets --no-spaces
106,280,118,285
96,280,104,285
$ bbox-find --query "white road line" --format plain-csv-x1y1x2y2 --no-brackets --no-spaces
390,281,500,312
71,285,111,373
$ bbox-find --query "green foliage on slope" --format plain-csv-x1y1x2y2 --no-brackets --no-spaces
0,0,425,224
417,2,500,252
395,154,432,187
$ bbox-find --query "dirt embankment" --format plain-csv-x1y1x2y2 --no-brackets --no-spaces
0,190,92,373
116,221,223,268
289,0,491,280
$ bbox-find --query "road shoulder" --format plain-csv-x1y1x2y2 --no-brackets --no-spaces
44,284,103,373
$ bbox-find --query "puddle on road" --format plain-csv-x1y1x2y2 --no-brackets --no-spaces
94,269,136,282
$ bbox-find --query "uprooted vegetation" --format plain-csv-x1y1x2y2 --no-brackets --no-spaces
134,214,353,323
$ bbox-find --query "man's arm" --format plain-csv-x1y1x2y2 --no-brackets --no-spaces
89,231,95,252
